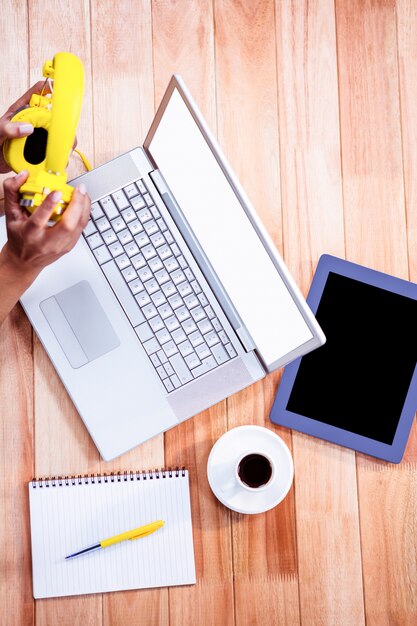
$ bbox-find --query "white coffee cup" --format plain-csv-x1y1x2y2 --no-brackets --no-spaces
220,450,276,495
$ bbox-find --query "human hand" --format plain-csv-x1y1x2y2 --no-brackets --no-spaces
1,170,90,283
0,81,51,173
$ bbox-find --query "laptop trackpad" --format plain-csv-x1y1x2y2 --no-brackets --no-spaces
40,281,120,369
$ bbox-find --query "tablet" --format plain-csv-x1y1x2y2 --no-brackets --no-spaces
270,255,417,462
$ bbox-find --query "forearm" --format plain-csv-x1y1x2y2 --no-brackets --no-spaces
0,245,39,326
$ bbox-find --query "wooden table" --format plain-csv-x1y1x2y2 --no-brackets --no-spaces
1,1,416,624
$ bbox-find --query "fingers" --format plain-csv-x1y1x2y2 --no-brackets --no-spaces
3,171,29,221
4,81,50,115
0,120,34,141
28,190,63,229
58,184,90,231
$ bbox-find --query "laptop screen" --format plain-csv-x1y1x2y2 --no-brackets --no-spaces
145,84,313,366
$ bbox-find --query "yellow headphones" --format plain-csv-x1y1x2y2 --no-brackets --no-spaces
3,52,91,221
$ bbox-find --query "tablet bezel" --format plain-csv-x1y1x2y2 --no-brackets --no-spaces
270,254,417,463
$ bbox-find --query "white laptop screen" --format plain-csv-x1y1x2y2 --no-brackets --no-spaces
146,86,313,366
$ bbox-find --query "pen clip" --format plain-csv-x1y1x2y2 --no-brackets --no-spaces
129,529,155,540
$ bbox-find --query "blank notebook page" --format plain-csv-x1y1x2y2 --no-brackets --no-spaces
28,470,196,598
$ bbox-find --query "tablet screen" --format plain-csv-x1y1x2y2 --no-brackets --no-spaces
286,272,417,444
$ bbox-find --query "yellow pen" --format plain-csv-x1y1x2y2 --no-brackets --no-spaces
65,520,164,560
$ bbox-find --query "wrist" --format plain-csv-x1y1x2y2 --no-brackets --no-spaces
0,244,40,287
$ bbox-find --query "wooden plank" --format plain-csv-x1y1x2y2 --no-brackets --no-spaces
0,4,34,625
151,1,234,624
335,0,416,623
275,1,365,624
89,1,168,624
26,2,101,625
213,1,299,623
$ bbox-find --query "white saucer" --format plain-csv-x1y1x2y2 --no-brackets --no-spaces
207,425,294,514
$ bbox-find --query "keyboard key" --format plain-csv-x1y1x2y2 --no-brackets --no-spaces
176,306,190,322
185,352,201,370
192,355,217,378
178,340,193,357
95,216,110,232
124,241,140,258
157,349,168,364
219,330,229,345
143,193,153,207
177,281,192,297
205,330,220,347
122,265,137,282
131,253,146,270
135,291,151,307
137,207,152,223
156,327,171,344
112,189,129,210
136,179,147,194
171,243,181,257
150,232,165,248
184,267,195,282
115,253,130,270
178,255,187,269
149,315,164,333
138,266,153,282
83,219,96,237
155,269,170,285
149,256,164,273
184,293,199,309
192,280,202,294
205,305,215,319
158,303,173,320
212,317,222,332
169,353,193,384
157,218,167,232
158,244,171,261
164,362,175,376
182,318,197,335
198,318,213,334
118,228,133,245
143,337,160,355
196,342,211,360
150,205,160,219
144,278,159,295
163,340,178,358
225,343,237,358
142,244,156,261
165,315,180,332
111,215,125,233
189,330,204,347
190,306,206,322
121,206,136,223
164,257,179,273
151,290,166,307
124,183,138,199
212,343,229,365
135,322,153,342
163,378,174,392
165,231,174,244
172,327,187,344
144,220,158,235
142,303,158,320
170,374,181,389
129,278,144,295
87,232,103,250
134,232,150,248
101,260,145,327
131,196,146,211
161,281,176,297
90,201,104,220
168,293,183,310
92,245,111,265
101,196,119,220
156,365,167,379
128,219,143,236
150,353,160,368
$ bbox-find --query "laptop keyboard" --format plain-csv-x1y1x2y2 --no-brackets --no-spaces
83,178,237,392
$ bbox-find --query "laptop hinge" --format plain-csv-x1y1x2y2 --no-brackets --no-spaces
149,169,256,353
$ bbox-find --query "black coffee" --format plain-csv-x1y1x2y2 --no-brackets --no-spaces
238,453,272,488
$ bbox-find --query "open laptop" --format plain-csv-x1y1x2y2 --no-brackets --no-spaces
0,75,325,460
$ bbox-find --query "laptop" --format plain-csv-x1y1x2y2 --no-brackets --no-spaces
0,75,325,460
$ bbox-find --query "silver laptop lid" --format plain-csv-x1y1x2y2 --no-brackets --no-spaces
144,75,324,370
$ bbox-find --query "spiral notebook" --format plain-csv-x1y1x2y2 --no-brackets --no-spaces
28,469,196,599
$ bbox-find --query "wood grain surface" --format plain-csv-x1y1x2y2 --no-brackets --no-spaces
0,1,416,625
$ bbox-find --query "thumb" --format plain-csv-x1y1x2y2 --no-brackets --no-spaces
3,170,29,221
0,120,34,141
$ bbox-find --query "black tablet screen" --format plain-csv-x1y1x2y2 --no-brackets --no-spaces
286,272,417,444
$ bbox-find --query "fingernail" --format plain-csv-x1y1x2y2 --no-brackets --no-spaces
14,169,28,180
50,190,62,203
18,123,34,136
77,183,87,195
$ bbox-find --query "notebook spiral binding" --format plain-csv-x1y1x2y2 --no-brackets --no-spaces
31,467,186,488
